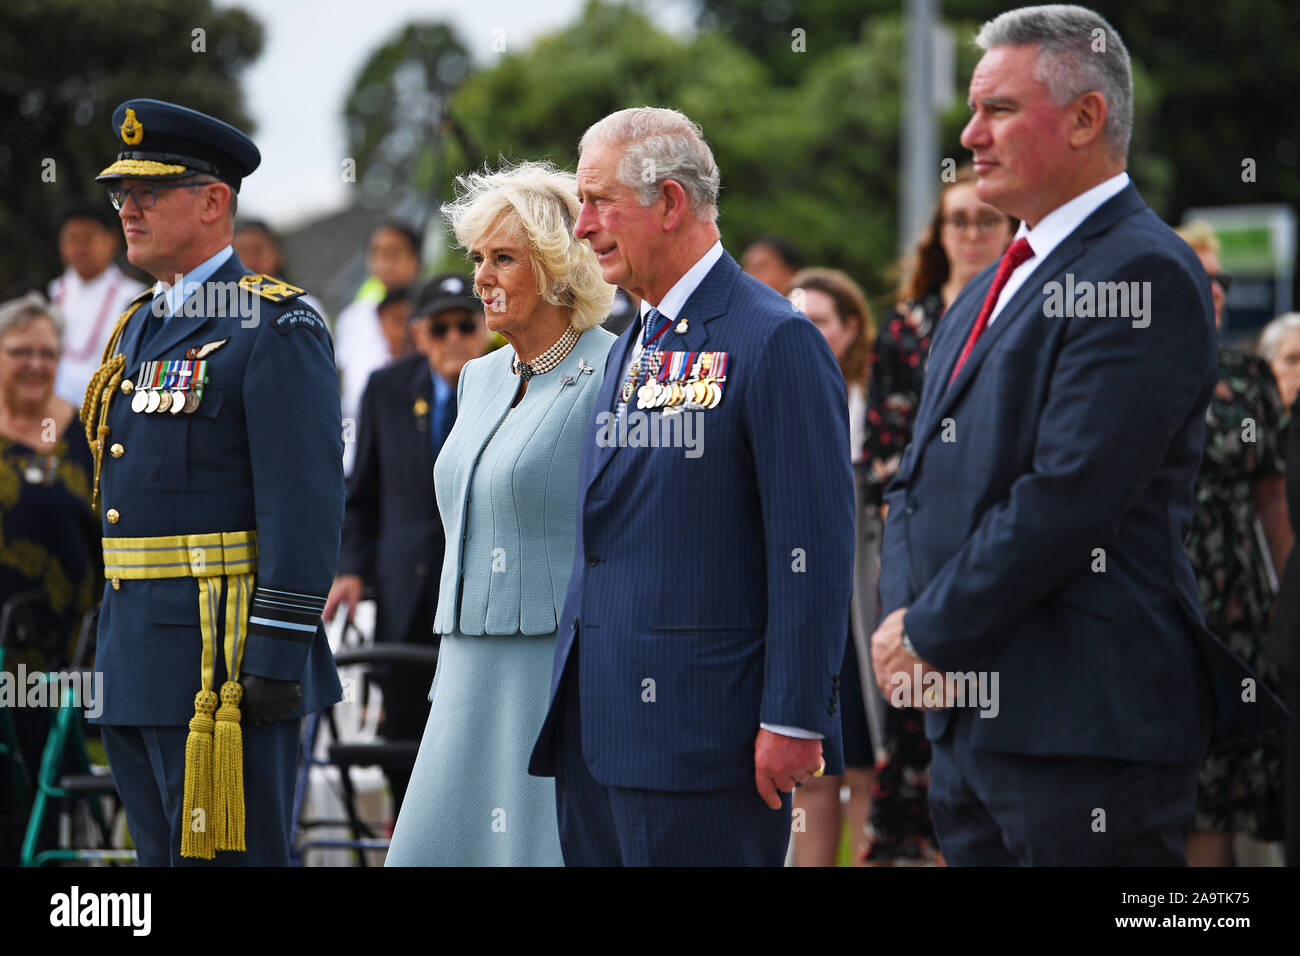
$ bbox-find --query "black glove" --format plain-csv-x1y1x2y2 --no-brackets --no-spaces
239,673,302,726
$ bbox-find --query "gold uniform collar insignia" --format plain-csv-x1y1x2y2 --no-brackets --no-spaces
238,274,305,303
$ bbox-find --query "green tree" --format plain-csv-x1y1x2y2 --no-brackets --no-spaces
342,21,473,210
695,0,900,85
700,0,1300,265
0,0,263,294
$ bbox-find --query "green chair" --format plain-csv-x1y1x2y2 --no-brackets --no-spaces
15,605,134,866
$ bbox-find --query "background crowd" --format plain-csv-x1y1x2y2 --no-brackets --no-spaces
2,172,1297,866
1,0,1298,867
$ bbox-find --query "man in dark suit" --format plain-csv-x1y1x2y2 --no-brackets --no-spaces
529,107,855,865
324,273,485,810
872,5,1289,865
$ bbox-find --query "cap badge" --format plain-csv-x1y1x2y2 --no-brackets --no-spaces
119,108,144,146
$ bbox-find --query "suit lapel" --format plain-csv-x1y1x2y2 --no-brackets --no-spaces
583,252,738,494
919,184,1146,440
137,252,246,363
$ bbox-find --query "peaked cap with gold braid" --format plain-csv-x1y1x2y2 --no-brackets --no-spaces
95,98,260,192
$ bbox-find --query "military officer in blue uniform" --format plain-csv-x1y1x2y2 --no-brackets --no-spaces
82,99,344,865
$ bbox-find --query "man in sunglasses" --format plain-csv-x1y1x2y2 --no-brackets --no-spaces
84,98,345,865
325,272,486,814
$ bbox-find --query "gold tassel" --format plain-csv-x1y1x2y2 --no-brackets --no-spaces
80,301,137,513
181,689,218,860
213,680,246,852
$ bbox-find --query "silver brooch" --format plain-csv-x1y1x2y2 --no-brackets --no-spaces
559,374,575,388
577,357,594,375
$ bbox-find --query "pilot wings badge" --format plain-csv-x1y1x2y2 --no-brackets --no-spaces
185,338,229,360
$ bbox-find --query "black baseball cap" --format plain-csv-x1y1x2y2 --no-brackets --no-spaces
412,272,479,320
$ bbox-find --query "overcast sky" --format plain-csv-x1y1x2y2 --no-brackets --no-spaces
214,0,694,228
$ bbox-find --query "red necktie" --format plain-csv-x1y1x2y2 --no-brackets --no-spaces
947,237,1034,387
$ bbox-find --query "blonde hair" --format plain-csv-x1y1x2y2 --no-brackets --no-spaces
443,160,615,332
1176,219,1221,256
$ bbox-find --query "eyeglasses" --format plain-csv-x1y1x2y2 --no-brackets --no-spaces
1,346,60,363
942,213,1007,234
420,317,480,338
1209,273,1233,292
106,180,214,211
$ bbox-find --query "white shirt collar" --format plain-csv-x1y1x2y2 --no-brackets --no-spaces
154,245,234,319
640,240,724,323
1016,171,1130,260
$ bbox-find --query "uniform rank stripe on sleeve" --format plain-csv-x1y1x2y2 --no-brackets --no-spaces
251,595,326,612
246,618,317,644
256,586,328,605
248,616,318,632
247,603,322,628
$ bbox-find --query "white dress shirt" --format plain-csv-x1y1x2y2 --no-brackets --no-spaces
985,171,1131,328
48,263,146,405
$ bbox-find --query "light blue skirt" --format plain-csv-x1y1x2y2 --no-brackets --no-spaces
385,629,562,866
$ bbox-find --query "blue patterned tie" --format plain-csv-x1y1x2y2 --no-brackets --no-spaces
616,307,670,420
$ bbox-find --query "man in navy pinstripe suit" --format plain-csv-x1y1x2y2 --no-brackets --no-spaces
528,107,855,865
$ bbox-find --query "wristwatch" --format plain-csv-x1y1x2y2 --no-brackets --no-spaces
901,624,917,657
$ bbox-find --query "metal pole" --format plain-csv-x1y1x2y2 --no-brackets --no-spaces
900,0,939,255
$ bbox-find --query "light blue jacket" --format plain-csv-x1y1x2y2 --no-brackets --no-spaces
432,326,615,636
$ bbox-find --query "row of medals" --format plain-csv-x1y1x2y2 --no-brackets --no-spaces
129,362,205,415
131,386,201,415
636,376,724,410
632,350,726,410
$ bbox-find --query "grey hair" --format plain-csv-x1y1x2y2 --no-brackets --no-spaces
579,107,721,223
0,291,63,340
975,4,1133,158
1257,313,1300,363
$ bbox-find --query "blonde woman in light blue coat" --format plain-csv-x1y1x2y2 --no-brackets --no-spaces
386,162,615,866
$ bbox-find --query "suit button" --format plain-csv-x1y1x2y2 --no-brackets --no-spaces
110,443,124,458
106,508,120,524
905,500,917,516
585,552,598,567
414,563,428,577
120,380,134,395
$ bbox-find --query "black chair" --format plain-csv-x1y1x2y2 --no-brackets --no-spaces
291,634,438,866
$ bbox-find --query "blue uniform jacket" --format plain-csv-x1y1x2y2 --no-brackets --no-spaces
529,252,856,790
90,252,344,725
